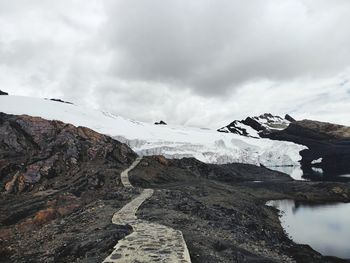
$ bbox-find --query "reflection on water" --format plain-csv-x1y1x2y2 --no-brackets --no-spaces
267,200,350,259
269,166,350,182
270,166,304,180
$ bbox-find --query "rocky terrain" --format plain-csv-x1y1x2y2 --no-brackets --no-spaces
0,113,139,262
1,112,350,262
266,120,350,180
219,114,350,181
130,156,350,263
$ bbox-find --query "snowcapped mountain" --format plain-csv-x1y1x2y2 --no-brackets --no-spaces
0,96,306,169
218,113,292,138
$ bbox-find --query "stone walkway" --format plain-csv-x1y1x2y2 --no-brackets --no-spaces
103,157,192,263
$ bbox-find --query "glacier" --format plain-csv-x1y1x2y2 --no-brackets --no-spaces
0,96,307,170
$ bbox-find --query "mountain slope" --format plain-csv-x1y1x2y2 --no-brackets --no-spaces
219,113,350,180
0,113,138,262
0,96,306,168
218,113,291,137
267,120,350,179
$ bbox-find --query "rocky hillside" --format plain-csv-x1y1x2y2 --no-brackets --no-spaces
129,155,350,263
291,120,350,139
266,120,350,180
1,113,350,262
0,113,138,262
219,114,350,180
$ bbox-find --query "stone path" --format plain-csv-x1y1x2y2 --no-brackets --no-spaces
103,157,192,263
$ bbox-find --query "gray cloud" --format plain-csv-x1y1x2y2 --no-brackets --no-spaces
104,0,350,95
0,0,350,127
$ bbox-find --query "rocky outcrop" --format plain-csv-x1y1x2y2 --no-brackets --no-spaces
0,113,138,262
284,114,296,123
218,114,350,181
0,113,136,194
218,113,290,137
265,120,350,180
155,120,167,125
49,98,73,104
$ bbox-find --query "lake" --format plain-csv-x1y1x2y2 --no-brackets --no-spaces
267,200,350,259
270,166,350,182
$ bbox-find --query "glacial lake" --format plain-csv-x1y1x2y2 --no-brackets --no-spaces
267,200,350,259
270,166,350,182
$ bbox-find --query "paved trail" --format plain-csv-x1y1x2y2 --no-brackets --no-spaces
103,157,192,263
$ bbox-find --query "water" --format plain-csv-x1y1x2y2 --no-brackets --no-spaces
270,166,350,182
267,200,350,259
270,166,304,180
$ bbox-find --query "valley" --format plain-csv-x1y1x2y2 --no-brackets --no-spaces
0,96,350,262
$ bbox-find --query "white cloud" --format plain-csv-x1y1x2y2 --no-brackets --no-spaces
0,0,349,128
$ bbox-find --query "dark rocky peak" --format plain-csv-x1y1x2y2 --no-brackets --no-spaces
48,98,73,104
0,90,8,95
218,113,291,138
217,120,259,138
248,113,290,130
154,120,167,125
285,114,296,122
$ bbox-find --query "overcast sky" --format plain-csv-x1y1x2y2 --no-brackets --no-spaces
1,0,350,128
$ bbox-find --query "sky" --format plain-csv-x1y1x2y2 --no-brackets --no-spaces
0,0,350,128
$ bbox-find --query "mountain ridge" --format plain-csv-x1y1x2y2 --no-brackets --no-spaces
218,113,292,137
219,113,350,180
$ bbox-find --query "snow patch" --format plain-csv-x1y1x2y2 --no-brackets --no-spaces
312,167,324,174
311,158,323,164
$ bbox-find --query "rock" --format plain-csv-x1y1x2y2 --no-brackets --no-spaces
0,90,8,95
0,228,12,240
0,113,137,193
154,120,167,125
154,155,169,166
0,112,139,262
218,113,290,137
285,114,296,122
213,240,229,252
33,208,57,225
266,120,350,179
57,204,80,217
49,98,73,104
4,172,19,193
